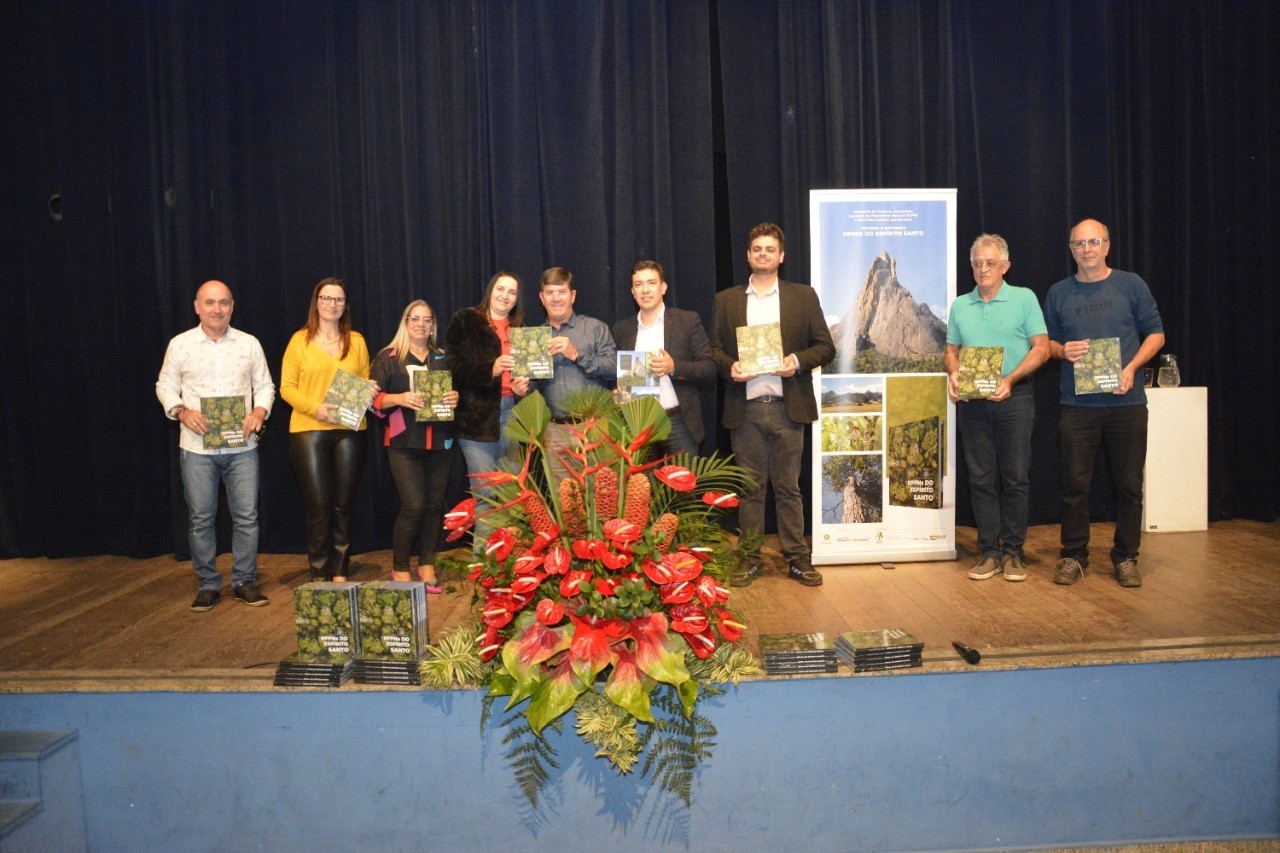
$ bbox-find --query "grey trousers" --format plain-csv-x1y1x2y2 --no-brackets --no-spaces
730,399,809,564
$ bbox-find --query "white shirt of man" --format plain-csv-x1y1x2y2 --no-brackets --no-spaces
632,307,680,411
744,278,783,399
156,325,276,454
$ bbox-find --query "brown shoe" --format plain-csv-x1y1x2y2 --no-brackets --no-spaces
967,556,1001,580
1053,558,1084,585
1001,554,1028,582
1114,558,1142,588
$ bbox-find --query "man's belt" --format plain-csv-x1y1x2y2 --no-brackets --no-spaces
747,395,783,403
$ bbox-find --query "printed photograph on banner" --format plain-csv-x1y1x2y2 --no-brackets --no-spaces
814,200,949,375
820,454,883,525
820,376,883,414
885,375,948,509
821,415,881,452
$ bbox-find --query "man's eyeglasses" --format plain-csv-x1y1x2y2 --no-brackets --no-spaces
318,295,347,305
971,259,1004,270
1069,238,1108,249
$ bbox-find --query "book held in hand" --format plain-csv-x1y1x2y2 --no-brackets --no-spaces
1073,337,1123,395
322,369,377,429
616,350,660,403
955,346,1004,400
510,327,554,379
736,322,784,374
200,395,247,449
407,367,454,422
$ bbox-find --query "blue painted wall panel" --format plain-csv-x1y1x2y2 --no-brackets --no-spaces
1,658,1276,852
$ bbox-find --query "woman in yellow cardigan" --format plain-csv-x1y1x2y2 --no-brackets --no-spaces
280,277,372,581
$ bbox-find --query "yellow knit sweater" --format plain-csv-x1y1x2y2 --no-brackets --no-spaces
280,329,371,432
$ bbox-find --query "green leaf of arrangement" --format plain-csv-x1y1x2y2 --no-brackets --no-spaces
503,391,552,447
419,623,489,688
559,385,619,423
526,658,589,734
616,395,671,449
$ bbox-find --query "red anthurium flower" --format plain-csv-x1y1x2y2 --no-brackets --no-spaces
669,601,708,635
641,558,675,585
695,575,720,606
478,574,501,589
510,573,544,595
680,545,714,563
571,539,605,560
685,626,717,659
567,613,618,682
700,491,739,509
659,580,695,605
512,553,546,575
559,569,593,598
714,608,746,642
482,603,514,629
530,527,560,553
603,518,641,545
444,497,478,530
594,577,618,597
601,549,632,571
510,591,533,611
485,528,517,562
655,465,697,492
445,527,469,543
536,598,564,625
478,624,504,661
663,551,703,583
466,562,484,581
544,545,571,575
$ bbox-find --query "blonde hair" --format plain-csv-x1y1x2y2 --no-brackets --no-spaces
383,299,440,366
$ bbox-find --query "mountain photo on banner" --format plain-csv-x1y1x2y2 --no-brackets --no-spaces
820,201,948,374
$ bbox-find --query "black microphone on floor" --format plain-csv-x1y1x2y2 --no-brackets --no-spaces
951,640,981,665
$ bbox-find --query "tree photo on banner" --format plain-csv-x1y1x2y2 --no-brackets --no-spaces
810,189,957,565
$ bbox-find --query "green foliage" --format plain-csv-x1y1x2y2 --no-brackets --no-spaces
649,451,755,519
420,623,491,688
821,455,883,524
856,346,943,374
886,418,942,509
200,396,246,449
690,643,763,686
1073,337,1122,394
574,688,642,773
821,415,881,452
637,683,719,809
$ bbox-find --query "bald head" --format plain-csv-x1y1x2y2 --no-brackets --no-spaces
194,280,234,338
1068,220,1112,281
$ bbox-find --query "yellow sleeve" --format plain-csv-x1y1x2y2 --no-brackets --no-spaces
279,330,320,418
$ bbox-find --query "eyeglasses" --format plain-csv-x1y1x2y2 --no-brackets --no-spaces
408,315,434,325
318,295,347,305
971,259,1004,270
1069,238,1108,249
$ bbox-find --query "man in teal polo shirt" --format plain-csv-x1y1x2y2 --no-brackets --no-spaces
944,234,1050,581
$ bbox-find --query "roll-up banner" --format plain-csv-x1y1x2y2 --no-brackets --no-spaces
809,189,957,565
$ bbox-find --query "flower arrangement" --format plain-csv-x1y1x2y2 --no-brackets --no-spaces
423,389,760,804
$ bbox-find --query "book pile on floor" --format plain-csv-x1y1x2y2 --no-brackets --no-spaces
273,655,354,687
836,628,924,673
759,632,839,675
353,581,429,685
274,581,363,687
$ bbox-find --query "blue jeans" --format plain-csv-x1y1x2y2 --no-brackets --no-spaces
956,383,1035,558
458,394,516,550
180,448,260,591
1059,404,1148,566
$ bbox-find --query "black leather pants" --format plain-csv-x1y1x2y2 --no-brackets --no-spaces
289,429,367,579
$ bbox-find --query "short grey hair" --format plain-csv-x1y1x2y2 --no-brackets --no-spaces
969,233,1010,263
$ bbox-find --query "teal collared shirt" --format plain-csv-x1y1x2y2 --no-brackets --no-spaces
945,282,1047,376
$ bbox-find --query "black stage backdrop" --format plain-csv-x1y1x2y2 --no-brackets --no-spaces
1,1,1275,560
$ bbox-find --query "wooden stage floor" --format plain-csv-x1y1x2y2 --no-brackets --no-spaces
1,520,1277,692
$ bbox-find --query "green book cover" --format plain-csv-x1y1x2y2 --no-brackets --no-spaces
887,416,943,509
955,346,1004,400
510,327,553,379
408,367,454,423
321,369,376,430
357,581,429,661
1073,337,1122,394
293,582,361,661
736,322,784,374
837,628,923,651
758,632,833,653
200,395,247,449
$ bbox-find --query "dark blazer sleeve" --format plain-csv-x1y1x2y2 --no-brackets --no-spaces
666,308,716,388
779,282,835,424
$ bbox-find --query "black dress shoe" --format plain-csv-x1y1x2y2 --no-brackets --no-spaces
190,589,221,612
787,563,823,586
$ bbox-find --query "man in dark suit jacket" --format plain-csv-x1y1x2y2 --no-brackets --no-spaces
612,260,716,458
710,223,835,587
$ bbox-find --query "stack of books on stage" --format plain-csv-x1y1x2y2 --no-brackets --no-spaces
273,655,354,688
274,581,362,687
759,632,839,675
353,581,429,685
835,628,924,673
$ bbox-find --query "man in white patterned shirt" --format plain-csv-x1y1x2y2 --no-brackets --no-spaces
156,280,275,611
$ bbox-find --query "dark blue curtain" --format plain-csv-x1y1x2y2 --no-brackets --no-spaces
0,0,1274,559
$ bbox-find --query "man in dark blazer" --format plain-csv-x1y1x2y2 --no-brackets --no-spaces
612,260,716,458
710,223,836,587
